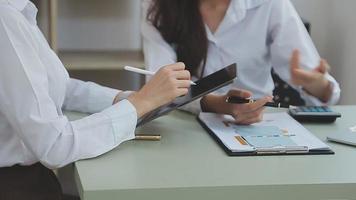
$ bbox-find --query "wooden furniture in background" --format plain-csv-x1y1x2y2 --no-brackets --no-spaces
45,0,144,70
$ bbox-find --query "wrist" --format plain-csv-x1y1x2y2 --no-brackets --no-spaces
302,79,332,103
127,92,153,118
201,94,224,113
113,91,135,105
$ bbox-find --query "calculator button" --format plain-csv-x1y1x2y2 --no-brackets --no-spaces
323,107,332,112
310,107,318,112
301,107,309,112
316,107,324,112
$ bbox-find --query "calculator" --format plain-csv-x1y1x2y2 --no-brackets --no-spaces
288,106,341,123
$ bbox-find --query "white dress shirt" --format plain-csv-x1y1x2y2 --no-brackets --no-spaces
142,0,341,113
0,0,137,169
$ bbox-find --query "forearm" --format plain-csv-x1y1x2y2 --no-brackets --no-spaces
64,79,121,113
201,94,228,114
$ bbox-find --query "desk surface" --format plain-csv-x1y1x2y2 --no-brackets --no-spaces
71,106,356,200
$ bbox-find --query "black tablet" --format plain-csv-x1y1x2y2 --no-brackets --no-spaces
137,63,237,127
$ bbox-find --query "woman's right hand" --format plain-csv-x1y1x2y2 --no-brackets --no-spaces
128,63,191,117
201,89,272,125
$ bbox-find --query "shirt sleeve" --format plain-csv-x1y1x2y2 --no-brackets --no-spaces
268,0,341,105
63,78,133,114
0,11,137,169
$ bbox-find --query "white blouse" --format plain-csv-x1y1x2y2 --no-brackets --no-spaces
0,0,137,168
142,0,341,113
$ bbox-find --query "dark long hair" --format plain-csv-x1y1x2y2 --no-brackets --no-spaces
147,0,208,77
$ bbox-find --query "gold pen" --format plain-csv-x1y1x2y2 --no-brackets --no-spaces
135,134,161,141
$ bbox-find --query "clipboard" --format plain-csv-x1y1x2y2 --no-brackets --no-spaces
197,113,334,156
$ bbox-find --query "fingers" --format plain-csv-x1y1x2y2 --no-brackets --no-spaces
315,59,329,74
238,112,265,125
323,60,331,72
227,89,252,99
230,96,272,125
235,106,265,125
235,96,271,113
291,50,330,75
174,70,191,80
176,88,189,96
292,69,315,84
161,63,191,81
290,49,301,71
166,62,186,71
290,49,301,85
177,80,191,88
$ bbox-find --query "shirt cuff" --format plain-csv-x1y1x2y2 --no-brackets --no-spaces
116,91,134,101
300,80,341,106
88,86,120,111
325,80,341,105
101,99,138,143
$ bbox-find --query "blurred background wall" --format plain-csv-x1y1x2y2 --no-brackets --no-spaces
291,0,356,105
57,0,141,51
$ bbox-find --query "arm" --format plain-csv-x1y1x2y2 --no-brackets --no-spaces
63,78,132,113
0,13,137,169
0,6,192,169
268,0,341,105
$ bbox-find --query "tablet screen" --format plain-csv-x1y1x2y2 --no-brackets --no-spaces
137,63,237,127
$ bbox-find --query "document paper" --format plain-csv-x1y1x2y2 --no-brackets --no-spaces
199,112,331,153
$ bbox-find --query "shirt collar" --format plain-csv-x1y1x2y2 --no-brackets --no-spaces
228,0,268,24
231,0,269,10
8,0,29,11
8,0,37,25
207,0,268,39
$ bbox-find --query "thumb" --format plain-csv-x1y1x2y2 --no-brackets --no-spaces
315,59,329,74
290,49,301,71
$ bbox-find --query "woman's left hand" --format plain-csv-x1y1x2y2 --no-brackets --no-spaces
290,49,333,103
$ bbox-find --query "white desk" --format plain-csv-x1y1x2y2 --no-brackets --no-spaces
65,106,356,200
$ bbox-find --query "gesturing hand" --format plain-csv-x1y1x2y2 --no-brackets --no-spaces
290,49,333,102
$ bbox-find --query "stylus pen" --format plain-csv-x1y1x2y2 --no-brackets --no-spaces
135,134,161,141
124,66,196,85
226,96,292,108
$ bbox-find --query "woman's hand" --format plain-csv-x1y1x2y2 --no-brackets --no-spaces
201,89,272,125
127,63,191,117
290,49,333,103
